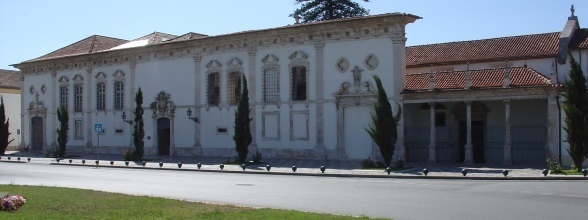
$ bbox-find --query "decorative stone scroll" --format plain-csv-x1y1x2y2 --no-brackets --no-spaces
150,91,176,118
28,92,47,117
336,57,350,73
364,54,379,71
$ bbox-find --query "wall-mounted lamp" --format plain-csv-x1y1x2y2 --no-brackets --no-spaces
121,112,133,125
187,108,199,123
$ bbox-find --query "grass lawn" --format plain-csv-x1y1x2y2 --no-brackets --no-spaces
551,169,584,175
0,185,386,220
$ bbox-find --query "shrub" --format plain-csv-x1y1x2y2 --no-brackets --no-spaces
547,158,563,174
361,157,376,168
122,149,137,161
252,150,262,164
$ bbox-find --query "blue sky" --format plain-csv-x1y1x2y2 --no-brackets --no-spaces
1,0,586,70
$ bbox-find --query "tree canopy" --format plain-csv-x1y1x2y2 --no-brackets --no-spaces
290,0,370,23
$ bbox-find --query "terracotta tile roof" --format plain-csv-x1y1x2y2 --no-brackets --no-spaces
406,32,561,67
570,28,588,49
167,32,208,42
27,35,128,62
404,66,554,92
131,32,178,44
0,69,21,90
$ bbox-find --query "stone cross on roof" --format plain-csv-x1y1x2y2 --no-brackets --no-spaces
571,4,575,17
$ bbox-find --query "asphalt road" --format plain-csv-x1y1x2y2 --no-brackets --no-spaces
1,162,587,220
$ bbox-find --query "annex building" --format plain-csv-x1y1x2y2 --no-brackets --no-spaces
12,8,588,166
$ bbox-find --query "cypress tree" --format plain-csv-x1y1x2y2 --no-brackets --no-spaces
56,105,69,157
133,88,145,161
0,96,14,155
365,75,402,167
233,75,252,163
563,52,588,172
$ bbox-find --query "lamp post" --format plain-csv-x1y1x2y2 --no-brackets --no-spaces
187,108,199,123
121,112,134,125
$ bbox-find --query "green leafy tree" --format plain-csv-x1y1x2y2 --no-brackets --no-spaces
290,0,370,23
0,96,14,155
233,75,252,163
56,105,69,157
133,88,145,161
365,75,402,167
563,51,588,172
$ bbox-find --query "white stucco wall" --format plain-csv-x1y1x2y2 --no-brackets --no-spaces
1,91,20,148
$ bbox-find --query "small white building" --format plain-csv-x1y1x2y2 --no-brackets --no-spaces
0,69,22,151
404,7,588,166
12,13,419,160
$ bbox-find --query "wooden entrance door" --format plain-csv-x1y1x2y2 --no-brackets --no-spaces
459,121,485,163
31,117,43,150
157,118,170,155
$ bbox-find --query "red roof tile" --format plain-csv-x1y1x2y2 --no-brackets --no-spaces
0,69,21,90
404,67,554,92
27,35,128,62
167,32,208,42
570,28,588,49
131,32,177,44
406,32,561,67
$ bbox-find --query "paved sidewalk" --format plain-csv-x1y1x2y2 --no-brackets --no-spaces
2,151,586,180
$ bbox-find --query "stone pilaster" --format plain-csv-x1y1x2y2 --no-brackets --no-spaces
391,31,407,161
50,70,57,149
547,90,560,162
314,42,325,158
19,75,25,150
247,47,258,151
193,55,203,155
85,67,93,151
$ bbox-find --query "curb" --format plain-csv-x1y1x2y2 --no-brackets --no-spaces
46,162,588,180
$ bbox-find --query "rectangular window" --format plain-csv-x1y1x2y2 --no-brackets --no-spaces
59,86,68,108
263,67,279,103
96,83,106,110
228,72,241,105
114,82,124,110
74,85,83,112
291,66,307,101
74,119,83,140
207,73,220,106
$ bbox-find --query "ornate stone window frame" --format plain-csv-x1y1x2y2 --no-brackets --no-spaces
262,111,280,141
58,76,69,109
95,72,107,111
261,54,280,109
72,74,84,113
226,58,243,106
288,51,310,108
112,70,125,111
289,110,309,141
206,60,222,110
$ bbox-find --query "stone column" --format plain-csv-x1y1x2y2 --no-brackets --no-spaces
193,55,202,155
464,101,473,164
314,42,325,158
247,47,258,151
428,102,437,162
170,118,175,155
50,70,57,149
503,100,512,165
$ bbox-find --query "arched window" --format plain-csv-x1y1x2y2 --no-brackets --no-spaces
58,76,69,108
72,74,84,112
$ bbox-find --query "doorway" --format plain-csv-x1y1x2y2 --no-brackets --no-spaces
31,117,43,151
459,121,485,163
157,118,170,155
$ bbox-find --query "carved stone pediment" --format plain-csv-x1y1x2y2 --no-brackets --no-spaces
333,66,376,110
28,92,47,116
150,91,175,118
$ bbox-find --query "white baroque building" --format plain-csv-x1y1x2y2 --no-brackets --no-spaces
12,13,419,160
